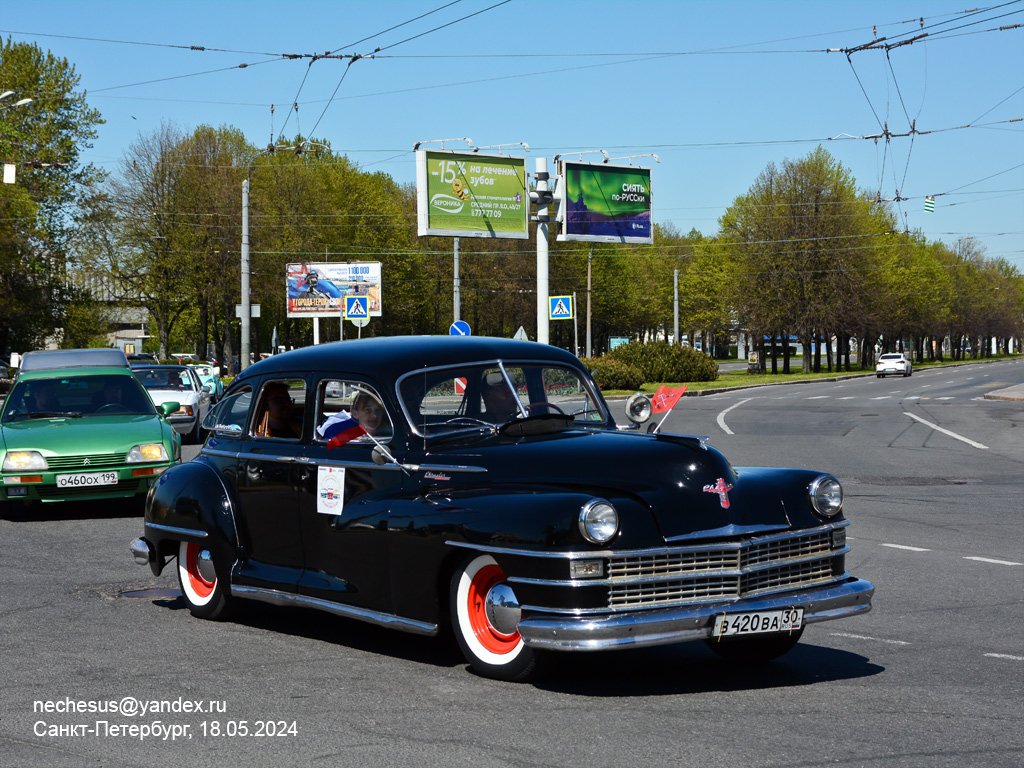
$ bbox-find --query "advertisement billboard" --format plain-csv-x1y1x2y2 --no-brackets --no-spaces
416,150,528,239
557,161,653,244
286,262,382,319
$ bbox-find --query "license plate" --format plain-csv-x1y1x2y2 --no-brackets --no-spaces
712,608,803,639
56,471,119,488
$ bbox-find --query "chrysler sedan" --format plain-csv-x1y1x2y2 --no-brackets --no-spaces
131,336,873,681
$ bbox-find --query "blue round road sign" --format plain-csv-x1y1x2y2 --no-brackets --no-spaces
450,320,471,336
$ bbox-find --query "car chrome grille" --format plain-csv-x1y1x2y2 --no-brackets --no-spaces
607,529,838,610
45,453,126,470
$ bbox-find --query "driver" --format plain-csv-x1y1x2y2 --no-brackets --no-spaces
93,379,125,409
480,374,522,422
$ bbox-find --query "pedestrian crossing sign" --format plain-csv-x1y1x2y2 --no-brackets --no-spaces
345,296,369,318
549,295,573,320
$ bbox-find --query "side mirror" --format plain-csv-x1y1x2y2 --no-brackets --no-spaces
625,392,652,425
160,401,180,417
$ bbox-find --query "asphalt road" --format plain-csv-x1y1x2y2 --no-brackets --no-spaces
2,358,1021,767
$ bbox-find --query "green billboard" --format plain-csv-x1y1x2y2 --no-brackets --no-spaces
416,150,528,239
558,161,653,244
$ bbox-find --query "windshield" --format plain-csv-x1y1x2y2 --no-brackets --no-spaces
1,374,156,422
134,366,195,392
397,361,608,437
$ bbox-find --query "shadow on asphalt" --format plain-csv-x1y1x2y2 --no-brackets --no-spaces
1,496,145,522
144,593,882,692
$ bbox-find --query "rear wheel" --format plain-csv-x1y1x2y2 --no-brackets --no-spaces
705,627,804,663
450,554,538,681
177,541,234,620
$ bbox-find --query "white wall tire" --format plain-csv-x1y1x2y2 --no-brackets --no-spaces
450,554,537,681
177,540,234,620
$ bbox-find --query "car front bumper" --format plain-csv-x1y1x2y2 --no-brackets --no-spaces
516,576,874,651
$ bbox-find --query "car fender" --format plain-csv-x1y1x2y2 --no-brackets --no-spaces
142,457,239,576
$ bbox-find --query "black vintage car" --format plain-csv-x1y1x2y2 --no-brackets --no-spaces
131,336,873,681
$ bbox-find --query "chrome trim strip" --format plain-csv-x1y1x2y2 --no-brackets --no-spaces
144,522,208,539
446,521,849,561
516,578,874,651
230,586,438,637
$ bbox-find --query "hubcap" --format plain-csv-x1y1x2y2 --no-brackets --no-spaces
484,582,522,636
196,548,216,584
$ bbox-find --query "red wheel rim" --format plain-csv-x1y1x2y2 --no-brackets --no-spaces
466,564,520,655
185,542,215,598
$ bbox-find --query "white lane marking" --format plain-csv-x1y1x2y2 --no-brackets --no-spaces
936,396,956,401
838,396,855,400
921,384,931,388
716,398,753,435
985,653,1024,662
881,543,932,552
871,396,892,400
964,556,1022,566
904,412,989,450
807,396,830,400
830,632,911,646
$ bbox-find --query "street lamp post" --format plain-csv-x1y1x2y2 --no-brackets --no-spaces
239,140,328,371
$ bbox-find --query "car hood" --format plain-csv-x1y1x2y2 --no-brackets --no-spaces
1,414,170,456
424,428,799,541
146,389,196,405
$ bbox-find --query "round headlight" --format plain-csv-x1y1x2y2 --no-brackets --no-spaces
579,499,619,544
624,392,652,424
808,475,843,518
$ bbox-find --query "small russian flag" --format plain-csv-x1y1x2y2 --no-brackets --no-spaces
317,412,367,448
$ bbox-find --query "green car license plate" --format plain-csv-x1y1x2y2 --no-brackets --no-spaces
56,471,119,488
713,608,803,638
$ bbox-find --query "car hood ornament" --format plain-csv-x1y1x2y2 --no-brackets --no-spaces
703,478,734,509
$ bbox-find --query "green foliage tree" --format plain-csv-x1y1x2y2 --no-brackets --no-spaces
0,38,104,353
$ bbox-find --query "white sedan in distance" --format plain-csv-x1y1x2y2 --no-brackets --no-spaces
876,353,912,378
134,365,212,443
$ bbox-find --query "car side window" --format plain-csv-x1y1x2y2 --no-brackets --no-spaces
252,379,305,440
203,386,253,434
317,380,393,444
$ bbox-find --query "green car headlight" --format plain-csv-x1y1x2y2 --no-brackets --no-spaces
3,451,49,471
127,444,169,464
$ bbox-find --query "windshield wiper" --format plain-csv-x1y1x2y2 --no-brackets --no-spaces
7,411,83,421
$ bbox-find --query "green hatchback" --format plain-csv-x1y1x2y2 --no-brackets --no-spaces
1,349,180,514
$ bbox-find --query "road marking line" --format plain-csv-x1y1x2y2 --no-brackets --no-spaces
964,556,1022,566
904,412,989,450
871,396,892,400
985,653,1024,661
830,632,911,646
807,396,830,400
838,396,855,400
716,398,753,435
881,543,932,552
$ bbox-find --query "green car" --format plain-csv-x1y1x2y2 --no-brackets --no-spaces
0,349,180,514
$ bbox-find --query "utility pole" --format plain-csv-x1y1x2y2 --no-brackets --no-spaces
535,157,550,346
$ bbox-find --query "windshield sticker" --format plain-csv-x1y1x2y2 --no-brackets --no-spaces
317,465,345,515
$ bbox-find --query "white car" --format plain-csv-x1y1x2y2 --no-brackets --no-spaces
876,353,912,378
134,365,212,443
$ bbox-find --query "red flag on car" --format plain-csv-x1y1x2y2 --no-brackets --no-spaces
651,385,687,413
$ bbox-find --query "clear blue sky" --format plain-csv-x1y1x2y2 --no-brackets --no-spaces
4,0,1022,268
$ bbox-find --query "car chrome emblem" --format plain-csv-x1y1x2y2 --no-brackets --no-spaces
83,458,91,466
703,478,734,509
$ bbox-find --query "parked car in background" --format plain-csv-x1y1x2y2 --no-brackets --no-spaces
133,365,212,444
127,353,158,367
190,363,224,403
876,353,912,378
131,336,873,681
1,349,179,515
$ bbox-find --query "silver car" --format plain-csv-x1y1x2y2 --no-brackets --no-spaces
876,353,912,378
134,365,212,443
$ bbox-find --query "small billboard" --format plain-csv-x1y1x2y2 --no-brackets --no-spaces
557,161,653,244
416,150,528,239
286,262,381,319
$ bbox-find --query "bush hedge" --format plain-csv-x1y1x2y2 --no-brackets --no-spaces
606,341,719,383
579,357,644,391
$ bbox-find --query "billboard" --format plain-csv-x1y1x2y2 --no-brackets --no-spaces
557,161,653,244
416,150,528,239
286,262,381,319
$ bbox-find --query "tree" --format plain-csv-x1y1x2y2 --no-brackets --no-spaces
0,38,104,353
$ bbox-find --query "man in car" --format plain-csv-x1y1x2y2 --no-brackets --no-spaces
481,375,522,423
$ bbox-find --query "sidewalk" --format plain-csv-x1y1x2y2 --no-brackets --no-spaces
984,383,1024,402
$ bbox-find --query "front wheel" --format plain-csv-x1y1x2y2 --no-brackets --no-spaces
450,554,538,681
705,627,804,663
177,541,235,620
